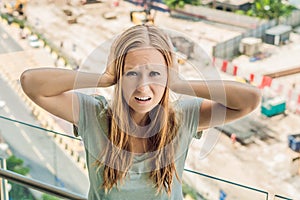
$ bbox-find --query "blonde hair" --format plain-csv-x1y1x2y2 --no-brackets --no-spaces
95,24,180,195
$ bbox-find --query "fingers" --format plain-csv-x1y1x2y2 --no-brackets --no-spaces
98,71,117,87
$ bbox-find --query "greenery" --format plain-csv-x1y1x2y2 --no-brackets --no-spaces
182,182,199,200
0,13,25,28
247,0,296,24
163,0,201,9
7,155,30,175
42,194,60,200
6,155,36,200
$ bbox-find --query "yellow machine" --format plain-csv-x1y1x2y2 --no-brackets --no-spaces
15,0,26,15
130,0,155,25
130,10,155,25
3,0,27,15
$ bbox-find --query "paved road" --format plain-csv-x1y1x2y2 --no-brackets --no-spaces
0,23,89,196
0,25,23,54
0,74,89,196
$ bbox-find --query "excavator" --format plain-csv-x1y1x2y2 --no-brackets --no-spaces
3,0,27,16
130,0,155,25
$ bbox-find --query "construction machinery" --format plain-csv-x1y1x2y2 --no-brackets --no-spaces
2,0,27,16
130,0,155,25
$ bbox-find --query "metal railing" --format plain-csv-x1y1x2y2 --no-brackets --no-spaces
0,167,87,200
0,115,294,200
274,195,293,200
184,168,269,199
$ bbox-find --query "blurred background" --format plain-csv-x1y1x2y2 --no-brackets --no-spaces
0,0,300,199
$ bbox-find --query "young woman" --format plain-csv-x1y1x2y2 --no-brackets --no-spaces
20,24,261,200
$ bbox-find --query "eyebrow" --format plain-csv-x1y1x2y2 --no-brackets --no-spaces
125,64,165,71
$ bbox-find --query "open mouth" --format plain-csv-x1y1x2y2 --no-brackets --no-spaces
135,96,151,102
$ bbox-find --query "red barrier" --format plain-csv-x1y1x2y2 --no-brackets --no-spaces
221,60,228,72
113,1,119,6
259,76,272,88
233,66,238,76
249,73,255,82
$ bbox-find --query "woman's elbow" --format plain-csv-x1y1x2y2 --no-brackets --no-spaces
251,88,261,110
243,88,261,115
20,70,35,97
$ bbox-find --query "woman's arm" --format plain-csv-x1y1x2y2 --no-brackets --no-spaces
171,79,261,130
20,68,115,125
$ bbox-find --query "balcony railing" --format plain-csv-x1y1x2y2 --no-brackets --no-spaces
183,168,293,200
0,115,294,200
0,167,86,200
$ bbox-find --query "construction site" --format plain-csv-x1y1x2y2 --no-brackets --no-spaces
0,0,300,199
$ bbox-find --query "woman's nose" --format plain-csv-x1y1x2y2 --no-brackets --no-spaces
136,74,151,91
136,83,151,92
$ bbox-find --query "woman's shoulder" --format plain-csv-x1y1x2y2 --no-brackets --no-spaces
74,93,110,137
76,92,109,108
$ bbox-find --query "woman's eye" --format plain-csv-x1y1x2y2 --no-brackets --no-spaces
150,71,160,77
126,71,138,76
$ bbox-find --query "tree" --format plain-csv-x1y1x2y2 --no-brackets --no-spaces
247,0,296,24
7,155,30,175
42,194,60,200
7,155,35,200
163,0,201,9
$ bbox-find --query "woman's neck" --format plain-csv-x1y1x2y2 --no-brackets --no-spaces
131,112,150,126
129,135,149,154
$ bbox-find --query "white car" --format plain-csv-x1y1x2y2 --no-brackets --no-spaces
28,35,41,48
0,100,6,109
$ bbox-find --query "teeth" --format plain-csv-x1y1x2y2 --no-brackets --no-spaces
135,97,151,101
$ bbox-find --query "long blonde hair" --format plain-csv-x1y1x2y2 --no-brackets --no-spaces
95,24,180,195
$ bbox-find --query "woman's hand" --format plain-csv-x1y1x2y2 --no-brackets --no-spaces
98,62,117,87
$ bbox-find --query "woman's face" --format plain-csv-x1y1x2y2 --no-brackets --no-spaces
122,48,168,121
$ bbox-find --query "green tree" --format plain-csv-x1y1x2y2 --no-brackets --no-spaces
7,155,30,175
7,155,35,200
182,182,207,200
163,0,201,9
247,0,296,24
42,194,60,200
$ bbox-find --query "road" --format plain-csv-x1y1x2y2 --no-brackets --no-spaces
0,24,23,54
0,23,89,197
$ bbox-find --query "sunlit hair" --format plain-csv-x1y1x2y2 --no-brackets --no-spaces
95,24,180,196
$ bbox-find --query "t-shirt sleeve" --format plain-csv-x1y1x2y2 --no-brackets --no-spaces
74,92,108,139
176,97,203,139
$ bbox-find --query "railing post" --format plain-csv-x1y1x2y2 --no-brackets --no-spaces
0,158,9,200
0,143,10,200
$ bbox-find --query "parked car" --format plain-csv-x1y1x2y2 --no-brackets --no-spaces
28,35,41,48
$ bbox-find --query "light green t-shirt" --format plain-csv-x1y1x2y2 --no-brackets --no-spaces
75,92,202,200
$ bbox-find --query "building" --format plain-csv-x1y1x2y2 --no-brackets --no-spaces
264,25,292,45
